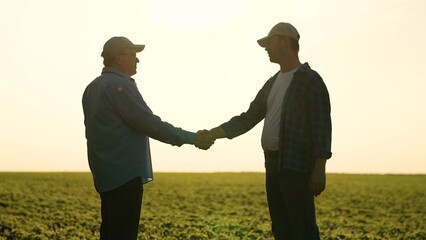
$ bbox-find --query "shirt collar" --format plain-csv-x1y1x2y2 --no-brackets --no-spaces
296,62,311,73
101,67,131,79
101,67,137,84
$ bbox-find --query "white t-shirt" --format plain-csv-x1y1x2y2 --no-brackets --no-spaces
261,68,298,151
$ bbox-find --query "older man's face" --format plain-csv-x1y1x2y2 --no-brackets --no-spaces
117,48,139,77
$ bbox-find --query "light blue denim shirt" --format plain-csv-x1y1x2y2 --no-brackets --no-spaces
83,67,196,193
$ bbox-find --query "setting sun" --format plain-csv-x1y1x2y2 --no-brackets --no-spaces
147,0,248,29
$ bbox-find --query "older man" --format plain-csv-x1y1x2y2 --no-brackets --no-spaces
82,36,214,240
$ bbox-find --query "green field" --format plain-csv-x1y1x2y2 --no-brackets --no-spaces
0,173,424,240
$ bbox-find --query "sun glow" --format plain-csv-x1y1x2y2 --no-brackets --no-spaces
147,0,248,30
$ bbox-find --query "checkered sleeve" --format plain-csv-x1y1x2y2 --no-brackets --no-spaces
309,72,332,159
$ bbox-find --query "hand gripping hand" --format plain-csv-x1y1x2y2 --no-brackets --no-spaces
195,130,215,150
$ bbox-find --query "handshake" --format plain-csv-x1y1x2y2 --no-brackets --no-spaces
194,127,226,150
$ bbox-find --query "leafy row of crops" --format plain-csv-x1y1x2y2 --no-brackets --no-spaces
0,172,425,239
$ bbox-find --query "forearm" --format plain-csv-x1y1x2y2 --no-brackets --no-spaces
310,157,327,196
209,127,227,139
216,81,269,139
314,158,327,170
148,123,197,146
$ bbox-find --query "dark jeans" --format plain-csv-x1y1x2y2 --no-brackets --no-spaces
264,151,320,240
99,177,143,240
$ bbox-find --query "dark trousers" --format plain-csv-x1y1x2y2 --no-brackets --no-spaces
99,177,143,240
265,152,320,240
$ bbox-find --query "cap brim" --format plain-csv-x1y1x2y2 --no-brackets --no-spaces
132,44,145,52
101,44,146,57
257,37,269,48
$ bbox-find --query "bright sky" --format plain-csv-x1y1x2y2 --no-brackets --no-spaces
1,0,425,174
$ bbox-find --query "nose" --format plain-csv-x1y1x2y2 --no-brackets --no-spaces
136,57,140,63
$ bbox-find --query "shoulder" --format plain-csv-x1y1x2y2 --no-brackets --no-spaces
296,63,322,79
99,73,134,92
295,63,327,87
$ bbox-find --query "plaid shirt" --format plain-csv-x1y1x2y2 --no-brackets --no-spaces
221,63,332,173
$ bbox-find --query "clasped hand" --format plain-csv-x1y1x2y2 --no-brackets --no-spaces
195,130,215,150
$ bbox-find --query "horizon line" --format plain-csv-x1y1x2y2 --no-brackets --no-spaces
0,171,425,175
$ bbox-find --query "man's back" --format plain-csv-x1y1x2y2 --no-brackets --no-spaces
82,67,153,193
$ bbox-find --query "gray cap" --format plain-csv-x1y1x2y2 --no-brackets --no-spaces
101,36,145,57
257,22,300,47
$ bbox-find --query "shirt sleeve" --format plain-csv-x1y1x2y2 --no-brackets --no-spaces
309,72,332,159
105,81,196,146
220,79,273,139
